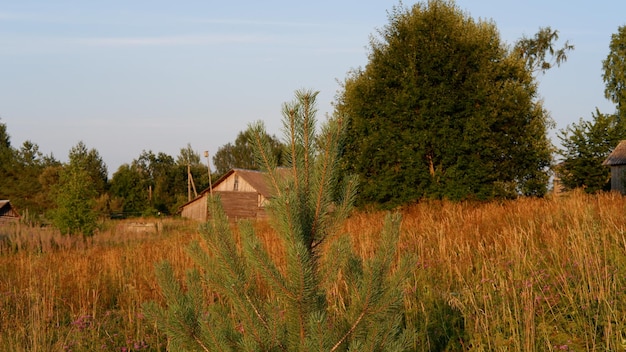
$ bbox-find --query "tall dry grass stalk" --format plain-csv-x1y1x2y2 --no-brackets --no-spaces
366,191,626,351
0,218,199,351
1,191,626,350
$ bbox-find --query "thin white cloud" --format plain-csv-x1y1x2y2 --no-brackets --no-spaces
0,33,275,56
0,10,334,29
0,12,25,20
0,11,45,20
186,18,328,28
0,11,71,23
76,33,274,47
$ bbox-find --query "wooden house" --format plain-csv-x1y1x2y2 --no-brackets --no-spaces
0,200,20,222
602,140,626,194
179,168,286,221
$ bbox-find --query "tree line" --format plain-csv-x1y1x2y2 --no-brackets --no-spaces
2,0,625,234
0,118,284,234
0,130,200,231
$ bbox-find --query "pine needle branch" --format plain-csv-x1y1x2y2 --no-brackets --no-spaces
331,305,368,352
192,334,211,352
244,291,270,332
241,223,295,301
248,121,281,196
284,103,299,190
145,89,409,351
310,121,334,243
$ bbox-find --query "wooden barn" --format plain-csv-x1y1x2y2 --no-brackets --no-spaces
179,168,286,221
602,140,626,194
0,200,20,222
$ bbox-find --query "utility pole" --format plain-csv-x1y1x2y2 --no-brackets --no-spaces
187,162,192,201
204,150,213,196
187,158,198,201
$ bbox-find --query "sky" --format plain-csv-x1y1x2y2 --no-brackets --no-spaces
1,0,624,176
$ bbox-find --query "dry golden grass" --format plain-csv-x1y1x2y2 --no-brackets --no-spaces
336,191,626,350
0,218,200,351
1,191,625,350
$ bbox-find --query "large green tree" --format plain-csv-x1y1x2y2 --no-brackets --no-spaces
12,141,59,218
336,0,568,207
109,145,209,217
0,120,18,203
173,144,210,209
213,128,285,177
603,25,626,121
52,165,98,236
67,141,108,195
557,110,626,193
558,25,626,192
51,142,103,236
133,150,176,214
0,120,60,219
0,119,12,162
108,164,148,217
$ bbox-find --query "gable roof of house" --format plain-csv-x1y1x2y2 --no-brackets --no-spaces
603,140,626,166
0,200,20,218
179,168,290,210
212,168,277,197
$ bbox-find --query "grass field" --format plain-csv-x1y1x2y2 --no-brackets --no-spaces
1,191,625,351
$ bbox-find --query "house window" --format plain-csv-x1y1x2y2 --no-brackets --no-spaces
233,175,239,191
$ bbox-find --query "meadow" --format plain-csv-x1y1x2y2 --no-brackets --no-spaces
1,190,625,351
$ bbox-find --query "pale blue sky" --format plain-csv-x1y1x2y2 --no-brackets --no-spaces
1,1,624,175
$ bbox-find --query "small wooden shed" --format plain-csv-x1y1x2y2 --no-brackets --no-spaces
179,168,285,221
602,140,626,194
0,200,20,222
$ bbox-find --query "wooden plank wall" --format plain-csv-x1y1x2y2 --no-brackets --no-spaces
214,174,256,192
215,191,259,219
182,191,266,221
610,165,626,194
181,195,208,221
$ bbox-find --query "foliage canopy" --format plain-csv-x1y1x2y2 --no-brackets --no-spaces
51,142,104,236
336,0,565,207
603,25,626,121
557,110,626,193
0,119,60,219
558,25,626,193
109,147,210,216
212,128,285,177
